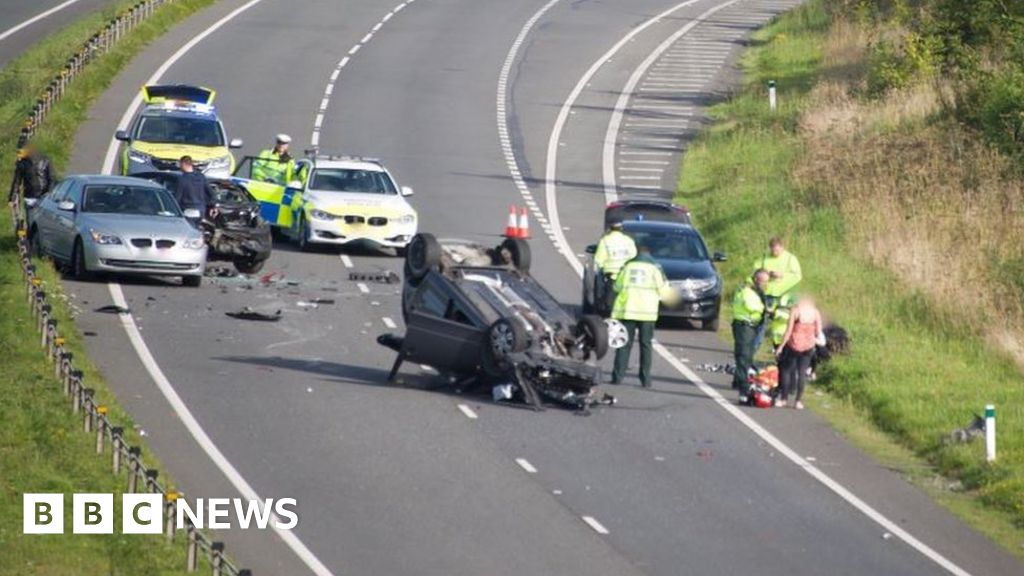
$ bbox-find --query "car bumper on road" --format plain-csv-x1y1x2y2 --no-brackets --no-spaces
306,219,416,248
86,242,207,276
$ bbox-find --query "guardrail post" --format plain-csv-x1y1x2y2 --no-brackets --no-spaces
127,446,141,492
72,376,83,413
165,491,178,542
43,317,56,350
61,352,73,394
53,340,66,377
186,523,198,572
82,389,94,432
145,469,159,493
111,427,124,473
70,370,83,404
211,541,225,576
96,406,107,454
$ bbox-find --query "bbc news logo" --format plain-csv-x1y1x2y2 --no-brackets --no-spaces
24,494,298,534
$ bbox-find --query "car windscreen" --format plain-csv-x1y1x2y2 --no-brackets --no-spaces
309,168,397,194
629,228,709,261
81,185,182,217
135,114,224,146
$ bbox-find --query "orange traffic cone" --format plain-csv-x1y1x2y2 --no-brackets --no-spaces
517,207,530,239
505,205,519,238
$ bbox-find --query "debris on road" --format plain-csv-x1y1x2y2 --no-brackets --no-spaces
83,331,98,337
205,265,239,278
696,363,734,374
259,271,285,285
225,307,282,322
94,305,130,314
349,270,400,284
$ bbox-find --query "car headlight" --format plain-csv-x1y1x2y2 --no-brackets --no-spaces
397,213,416,224
670,277,718,293
127,149,151,164
182,237,205,249
205,155,231,172
89,228,122,245
309,209,336,221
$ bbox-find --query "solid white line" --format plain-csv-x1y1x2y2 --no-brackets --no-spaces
534,2,974,574
382,317,397,329
107,286,334,576
0,0,82,42
96,4,336,576
603,0,740,205
357,282,369,294
619,150,673,155
457,404,478,420
581,516,609,535
515,458,538,474
619,167,665,172
340,254,354,268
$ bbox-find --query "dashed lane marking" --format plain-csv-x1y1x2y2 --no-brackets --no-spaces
382,317,397,329
515,458,538,474
357,283,370,294
340,254,354,268
457,404,478,420
581,516,610,535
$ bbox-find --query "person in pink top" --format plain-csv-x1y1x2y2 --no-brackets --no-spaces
774,295,822,409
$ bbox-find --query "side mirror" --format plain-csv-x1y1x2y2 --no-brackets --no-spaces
585,244,597,255
229,138,243,149
115,130,130,142
287,180,304,190
400,186,414,197
57,200,76,212
713,251,727,262
182,208,201,219
24,198,39,209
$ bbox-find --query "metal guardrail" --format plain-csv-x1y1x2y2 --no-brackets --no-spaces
8,1,251,574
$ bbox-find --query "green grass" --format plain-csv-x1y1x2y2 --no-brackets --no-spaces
0,1,220,573
677,0,1024,553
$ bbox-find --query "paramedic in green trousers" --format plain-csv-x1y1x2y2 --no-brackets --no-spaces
611,245,668,388
732,269,769,402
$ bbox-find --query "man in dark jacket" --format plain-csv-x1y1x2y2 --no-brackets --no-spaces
175,156,213,225
10,143,54,202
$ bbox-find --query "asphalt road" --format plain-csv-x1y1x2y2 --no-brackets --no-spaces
0,0,115,68
60,1,1024,575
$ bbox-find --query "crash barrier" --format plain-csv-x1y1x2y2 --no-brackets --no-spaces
7,1,251,573
18,0,176,148
9,202,250,575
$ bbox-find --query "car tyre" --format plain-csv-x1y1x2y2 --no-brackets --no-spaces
70,238,91,280
406,233,442,281
488,318,529,361
234,257,265,274
297,216,313,252
499,238,531,273
182,275,202,288
577,314,609,360
703,317,720,331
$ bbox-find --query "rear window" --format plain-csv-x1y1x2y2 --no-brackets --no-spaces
628,228,709,261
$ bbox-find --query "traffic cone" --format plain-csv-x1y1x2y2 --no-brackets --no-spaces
517,207,530,239
505,205,519,238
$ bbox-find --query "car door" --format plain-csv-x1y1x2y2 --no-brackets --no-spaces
35,179,72,255
402,276,484,374
231,156,292,228
50,181,83,262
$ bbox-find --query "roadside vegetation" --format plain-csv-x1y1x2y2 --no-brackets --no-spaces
678,0,1023,551
0,1,217,573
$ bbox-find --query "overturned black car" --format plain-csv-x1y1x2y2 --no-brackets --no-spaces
138,172,272,273
378,234,623,411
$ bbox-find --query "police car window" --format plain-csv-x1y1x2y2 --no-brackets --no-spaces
632,230,708,261
136,115,225,146
82,185,182,217
309,169,397,194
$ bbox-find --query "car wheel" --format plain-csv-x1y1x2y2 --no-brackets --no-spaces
70,238,91,280
499,238,531,273
182,275,202,288
297,216,312,252
481,346,512,378
234,257,265,274
406,233,442,281
703,317,720,331
577,314,609,360
488,318,529,360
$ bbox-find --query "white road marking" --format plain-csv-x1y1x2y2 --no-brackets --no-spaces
581,516,610,535
619,166,665,172
340,254,354,268
357,282,370,294
361,32,373,43
515,458,538,473
619,150,673,156
530,0,976,572
457,404,478,420
0,0,83,42
348,44,360,55
382,317,397,329
619,159,671,165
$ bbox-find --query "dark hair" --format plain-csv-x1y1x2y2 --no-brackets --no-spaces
769,237,783,247
179,155,193,166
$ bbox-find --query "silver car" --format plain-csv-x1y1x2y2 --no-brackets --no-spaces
26,175,208,286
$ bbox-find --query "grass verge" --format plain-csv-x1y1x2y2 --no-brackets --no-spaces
676,0,1023,555
0,1,219,573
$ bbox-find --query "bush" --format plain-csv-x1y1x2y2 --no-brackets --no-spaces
962,68,1024,156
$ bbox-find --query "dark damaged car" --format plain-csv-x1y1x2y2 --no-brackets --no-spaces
378,234,623,411
138,171,272,273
